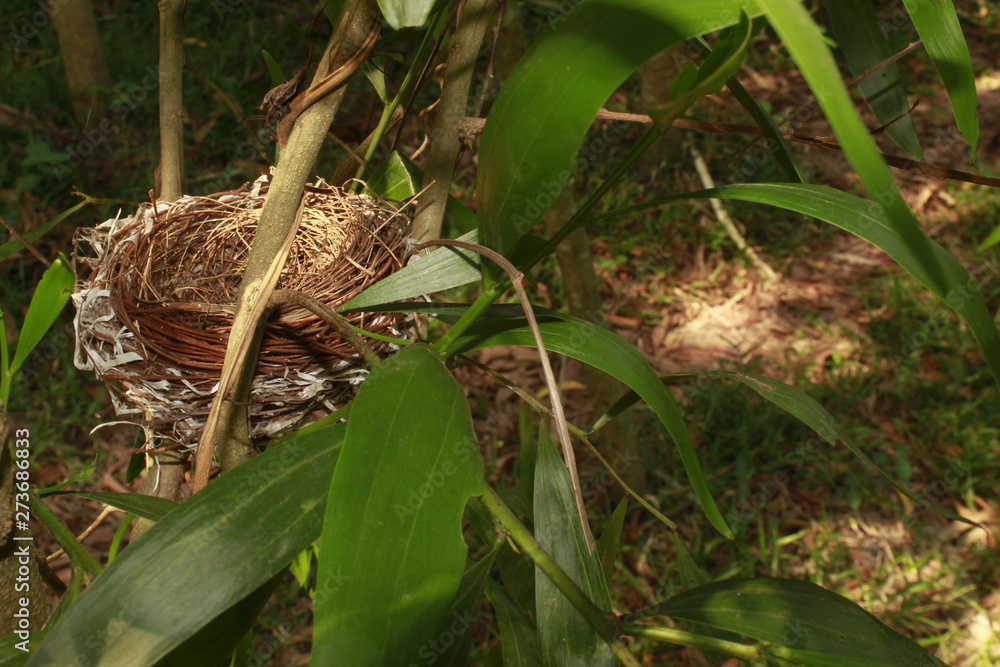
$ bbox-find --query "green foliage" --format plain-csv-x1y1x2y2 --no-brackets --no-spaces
7,0,995,665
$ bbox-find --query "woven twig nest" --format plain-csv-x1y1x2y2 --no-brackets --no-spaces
72,175,409,448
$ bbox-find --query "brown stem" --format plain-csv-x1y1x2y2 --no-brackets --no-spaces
191,1,381,493
414,239,595,551
411,0,499,243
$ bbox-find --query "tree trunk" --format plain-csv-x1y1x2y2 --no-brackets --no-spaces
50,0,112,122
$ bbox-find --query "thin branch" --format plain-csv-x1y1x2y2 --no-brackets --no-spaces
157,0,186,201
267,289,381,367
456,110,1000,188
411,0,499,243
46,506,118,563
413,238,595,551
690,145,777,280
191,1,380,493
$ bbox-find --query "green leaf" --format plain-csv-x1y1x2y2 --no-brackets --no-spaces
486,579,543,667
978,225,1000,253
650,11,753,127
496,542,537,620
759,0,952,302
721,72,805,183
641,578,947,666
27,425,345,667
341,230,481,309
0,632,43,666
6,254,73,393
705,184,1000,384
822,0,923,158
0,200,88,262
360,61,389,103
35,454,99,494
534,429,615,667
50,491,178,522
601,181,1000,385
477,0,763,269
260,49,286,86
444,305,733,539
436,552,497,667
668,533,739,663
720,371,974,526
311,344,486,665
342,153,482,310
161,572,283,667
595,499,627,587
378,0,437,29
597,368,975,527
902,0,979,156
366,151,477,232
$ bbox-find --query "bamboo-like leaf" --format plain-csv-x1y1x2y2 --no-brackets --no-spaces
366,151,477,233
595,499,627,587
260,49,286,86
902,0,979,156
822,0,923,158
599,182,1000,385
595,369,974,527
436,553,497,667
26,425,345,667
341,230,481,309
638,578,947,666
701,184,1000,383
534,428,615,667
758,0,952,303
487,579,543,667
50,491,178,522
311,344,486,666
649,11,754,129
160,573,283,667
437,304,733,539
0,633,43,666
477,0,763,266
8,254,73,378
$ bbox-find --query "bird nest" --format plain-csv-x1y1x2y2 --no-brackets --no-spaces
72,175,409,449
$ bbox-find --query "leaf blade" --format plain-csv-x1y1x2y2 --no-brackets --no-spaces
311,344,486,665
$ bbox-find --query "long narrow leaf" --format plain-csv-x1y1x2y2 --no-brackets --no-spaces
822,0,922,158
311,344,486,665
639,578,946,666
444,305,733,539
8,254,73,376
486,579,542,667
477,0,763,266
534,429,615,667
27,425,345,667
759,0,952,316
595,369,974,527
51,491,178,522
599,182,1000,385
902,0,979,155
